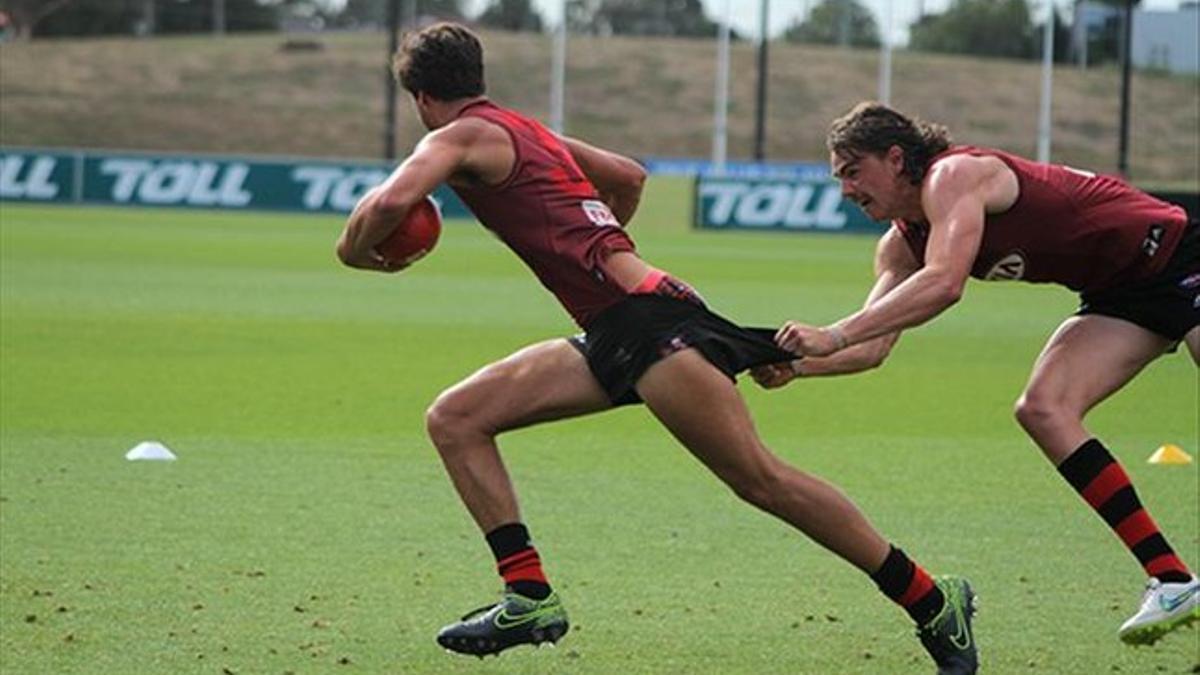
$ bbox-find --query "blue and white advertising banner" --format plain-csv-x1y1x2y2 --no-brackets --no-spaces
0,150,77,203
643,156,829,180
0,147,471,217
694,175,886,233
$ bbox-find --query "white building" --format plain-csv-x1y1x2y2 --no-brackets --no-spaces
1072,0,1199,74
1131,3,1199,73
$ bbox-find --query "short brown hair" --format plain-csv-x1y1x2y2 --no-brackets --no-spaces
827,102,952,184
393,22,485,101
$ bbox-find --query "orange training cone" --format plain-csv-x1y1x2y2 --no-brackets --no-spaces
1147,444,1193,465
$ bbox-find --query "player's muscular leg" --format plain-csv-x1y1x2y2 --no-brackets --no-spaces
634,348,889,572
425,339,612,532
1015,315,1173,464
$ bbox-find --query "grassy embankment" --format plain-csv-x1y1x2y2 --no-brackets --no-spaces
1,29,1197,189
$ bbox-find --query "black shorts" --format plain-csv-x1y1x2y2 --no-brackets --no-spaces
569,293,795,407
1078,220,1200,341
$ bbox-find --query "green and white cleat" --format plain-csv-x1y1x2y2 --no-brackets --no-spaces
436,591,569,657
917,575,978,675
1118,576,1199,646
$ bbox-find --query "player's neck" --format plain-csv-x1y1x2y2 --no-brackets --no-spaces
422,95,489,129
442,96,488,122
893,184,926,222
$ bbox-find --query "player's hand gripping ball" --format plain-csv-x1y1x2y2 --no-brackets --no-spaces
374,195,442,268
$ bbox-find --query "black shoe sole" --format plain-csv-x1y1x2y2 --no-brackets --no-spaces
437,621,569,657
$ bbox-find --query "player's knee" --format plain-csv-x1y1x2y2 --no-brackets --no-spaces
725,463,785,512
1014,389,1058,433
425,389,478,452
424,397,453,450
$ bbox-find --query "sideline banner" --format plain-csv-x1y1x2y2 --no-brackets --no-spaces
0,147,471,217
642,157,829,179
694,175,886,233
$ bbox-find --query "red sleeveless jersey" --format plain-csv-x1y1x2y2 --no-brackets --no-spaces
894,146,1187,292
449,100,637,327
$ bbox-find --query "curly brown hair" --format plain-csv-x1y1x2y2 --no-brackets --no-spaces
827,102,952,185
393,22,485,101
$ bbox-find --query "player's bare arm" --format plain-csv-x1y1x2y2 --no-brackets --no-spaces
336,120,502,271
778,156,1001,357
754,229,918,388
561,136,647,226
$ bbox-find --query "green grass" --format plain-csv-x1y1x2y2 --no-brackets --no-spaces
1,201,1197,674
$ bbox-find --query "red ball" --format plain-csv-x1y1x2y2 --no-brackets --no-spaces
374,196,442,266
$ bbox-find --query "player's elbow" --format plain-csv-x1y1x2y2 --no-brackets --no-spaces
854,336,896,371
335,233,355,267
859,342,892,370
935,287,963,312
931,275,965,309
626,161,647,190
609,158,646,196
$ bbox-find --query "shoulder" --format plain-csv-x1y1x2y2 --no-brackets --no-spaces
924,153,1014,203
421,116,516,185
423,117,504,148
926,153,1006,189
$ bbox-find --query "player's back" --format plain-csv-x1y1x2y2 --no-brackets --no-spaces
903,145,1187,292
449,99,637,327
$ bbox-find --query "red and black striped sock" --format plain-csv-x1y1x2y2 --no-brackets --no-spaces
485,523,551,600
1058,439,1192,583
870,545,945,626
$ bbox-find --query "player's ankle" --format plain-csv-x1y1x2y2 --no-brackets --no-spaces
508,580,551,600
1155,571,1193,584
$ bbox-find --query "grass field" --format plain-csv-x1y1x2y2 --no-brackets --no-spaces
1,197,1197,674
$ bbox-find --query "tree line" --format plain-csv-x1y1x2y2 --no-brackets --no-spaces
0,0,1122,65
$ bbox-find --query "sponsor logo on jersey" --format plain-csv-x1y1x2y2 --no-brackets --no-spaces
581,199,620,227
983,252,1026,281
1141,224,1165,257
1180,275,1200,308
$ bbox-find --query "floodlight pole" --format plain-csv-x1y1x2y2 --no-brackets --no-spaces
1080,0,1089,68
213,0,225,35
1117,0,1133,177
550,4,567,134
753,0,769,161
712,0,731,173
878,0,893,104
1036,0,1055,162
384,0,401,161
141,0,155,35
